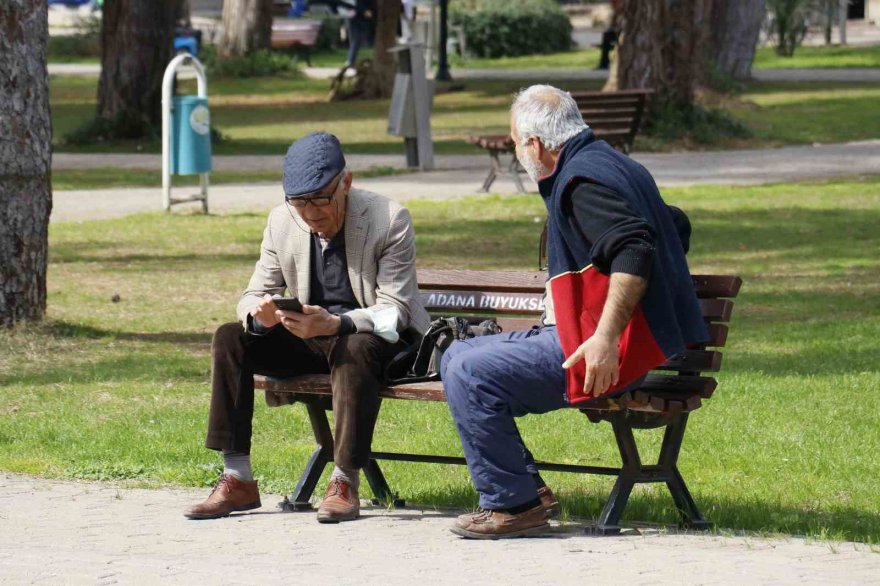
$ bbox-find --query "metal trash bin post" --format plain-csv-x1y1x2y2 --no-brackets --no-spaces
162,53,211,213
387,42,435,171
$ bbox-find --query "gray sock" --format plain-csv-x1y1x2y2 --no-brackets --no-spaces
330,465,360,490
222,450,253,481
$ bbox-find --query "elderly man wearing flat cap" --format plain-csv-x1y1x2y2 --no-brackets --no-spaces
185,132,430,523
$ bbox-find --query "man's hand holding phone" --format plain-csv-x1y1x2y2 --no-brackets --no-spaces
277,303,341,339
250,294,283,328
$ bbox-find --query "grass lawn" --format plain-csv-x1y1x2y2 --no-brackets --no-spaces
2,176,879,542
50,74,536,156
448,44,880,71
722,81,880,148
50,70,880,158
51,166,408,191
753,44,880,69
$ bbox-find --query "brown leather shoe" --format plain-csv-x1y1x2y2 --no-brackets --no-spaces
451,504,549,540
316,478,359,523
183,474,261,520
538,486,560,519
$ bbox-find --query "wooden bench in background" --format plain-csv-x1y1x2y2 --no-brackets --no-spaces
467,88,654,194
255,268,741,534
270,19,322,66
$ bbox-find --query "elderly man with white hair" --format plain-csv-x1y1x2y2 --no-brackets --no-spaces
440,85,707,539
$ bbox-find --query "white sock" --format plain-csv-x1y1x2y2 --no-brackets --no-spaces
222,450,253,481
330,465,360,490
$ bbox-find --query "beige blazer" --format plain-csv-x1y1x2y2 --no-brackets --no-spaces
236,187,431,336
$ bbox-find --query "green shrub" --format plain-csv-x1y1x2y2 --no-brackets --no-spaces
201,45,303,78
48,32,101,60
314,15,343,51
451,0,573,59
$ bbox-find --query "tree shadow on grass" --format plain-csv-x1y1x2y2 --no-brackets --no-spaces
0,350,207,387
688,207,880,261
51,249,257,266
47,321,211,346
725,343,880,377
0,322,212,387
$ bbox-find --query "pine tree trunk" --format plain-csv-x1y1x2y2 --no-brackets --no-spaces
98,0,181,131
219,0,274,58
362,0,401,99
616,0,713,106
0,0,53,327
711,0,766,81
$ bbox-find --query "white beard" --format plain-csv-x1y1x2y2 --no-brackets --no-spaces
518,152,550,183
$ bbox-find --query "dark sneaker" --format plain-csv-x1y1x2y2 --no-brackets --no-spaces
184,474,261,520
451,504,549,540
538,486,560,519
316,478,360,523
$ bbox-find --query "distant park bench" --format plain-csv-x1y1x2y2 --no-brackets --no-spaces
468,88,655,194
255,267,741,535
270,19,322,66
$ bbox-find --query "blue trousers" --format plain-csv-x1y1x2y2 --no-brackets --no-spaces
440,326,568,510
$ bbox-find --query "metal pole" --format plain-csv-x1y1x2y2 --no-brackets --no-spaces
435,0,451,81
839,0,848,45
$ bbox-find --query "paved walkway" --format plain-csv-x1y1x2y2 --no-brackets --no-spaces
51,141,880,222
1,473,877,585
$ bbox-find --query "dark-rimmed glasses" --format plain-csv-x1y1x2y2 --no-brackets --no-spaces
285,174,343,209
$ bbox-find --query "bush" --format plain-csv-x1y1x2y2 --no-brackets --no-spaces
451,0,573,59
314,15,343,51
48,32,101,60
48,14,102,60
765,0,811,57
200,45,303,78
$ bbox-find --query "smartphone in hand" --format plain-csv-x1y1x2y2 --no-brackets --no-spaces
273,297,304,313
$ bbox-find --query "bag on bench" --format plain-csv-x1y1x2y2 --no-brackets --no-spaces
384,317,502,384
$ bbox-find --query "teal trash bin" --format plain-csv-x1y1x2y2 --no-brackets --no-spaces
170,96,212,175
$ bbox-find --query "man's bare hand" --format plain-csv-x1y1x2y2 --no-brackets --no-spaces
250,294,282,328
562,334,620,397
277,304,341,339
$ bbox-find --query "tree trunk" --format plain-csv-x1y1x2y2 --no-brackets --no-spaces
219,0,274,58
711,0,766,81
362,0,402,99
98,0,181,132
616,0,713,106
825,0,835,44
0,0,53,327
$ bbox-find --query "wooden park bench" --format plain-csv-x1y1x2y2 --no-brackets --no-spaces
255,268,741,534
467,88,654,194
270,19,322,66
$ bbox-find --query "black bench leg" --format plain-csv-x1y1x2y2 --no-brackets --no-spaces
507,155,527,194
659,413,710,530
363,459,406,508
593,412,642,535
480,150,502,192
281,397,334,512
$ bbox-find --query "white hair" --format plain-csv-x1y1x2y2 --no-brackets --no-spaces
511,85,588,151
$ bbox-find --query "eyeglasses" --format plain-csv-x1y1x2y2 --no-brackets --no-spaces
285,174,343,208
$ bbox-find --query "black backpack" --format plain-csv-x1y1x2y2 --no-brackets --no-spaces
384,317,502,384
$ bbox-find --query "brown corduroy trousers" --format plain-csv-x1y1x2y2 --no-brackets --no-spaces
205,322,403,470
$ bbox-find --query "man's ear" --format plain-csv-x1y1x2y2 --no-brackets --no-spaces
343,169,353,191
533,137,546,159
